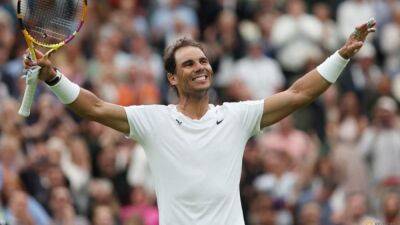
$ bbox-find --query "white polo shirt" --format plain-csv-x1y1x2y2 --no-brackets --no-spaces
124,100,264,225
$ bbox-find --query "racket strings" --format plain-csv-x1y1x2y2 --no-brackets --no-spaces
20,0,84,45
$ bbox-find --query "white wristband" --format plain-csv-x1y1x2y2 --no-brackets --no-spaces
47,70,80,104
317,51,350,83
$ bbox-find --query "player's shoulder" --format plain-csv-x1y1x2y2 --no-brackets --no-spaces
219,100,264,115
221,100,264,108
125,104,169,115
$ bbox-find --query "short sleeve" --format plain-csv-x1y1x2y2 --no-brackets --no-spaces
124,105,161,143
224,100,264,137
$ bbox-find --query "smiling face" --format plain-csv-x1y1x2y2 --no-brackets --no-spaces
168,46,213,97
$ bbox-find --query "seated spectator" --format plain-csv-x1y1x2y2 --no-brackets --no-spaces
271,0,323,73
358,96,400,184
380,191,400,224
298,201,322,225
5,190,51,225
120,186,158,225
92,205,119,225
259,115,317,165
337,0,375,39
253,150,297,225
49,186,89,225
329,92,369,193
232,39,285,99
339,43,384,111
341,192,377,225
380,5,400,76
247,192,276,225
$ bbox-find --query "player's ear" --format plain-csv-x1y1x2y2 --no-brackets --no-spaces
167,73,177,85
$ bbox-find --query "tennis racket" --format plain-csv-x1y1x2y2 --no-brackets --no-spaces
17,0,87,117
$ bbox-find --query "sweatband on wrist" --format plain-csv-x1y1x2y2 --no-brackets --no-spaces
316,51,350,83
47,70,80,104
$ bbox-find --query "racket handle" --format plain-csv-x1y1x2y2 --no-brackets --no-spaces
19,39,38,117
18,80,38,117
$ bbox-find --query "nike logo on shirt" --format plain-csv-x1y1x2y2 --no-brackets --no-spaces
216,119,224,125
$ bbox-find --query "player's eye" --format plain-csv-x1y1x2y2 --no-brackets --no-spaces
200,58,208,64
183,61,193,67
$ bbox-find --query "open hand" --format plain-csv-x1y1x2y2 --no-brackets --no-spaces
338,18,377,59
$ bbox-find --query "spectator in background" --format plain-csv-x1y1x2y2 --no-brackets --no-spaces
0,7,19,98
5,190,51,225
207,10,246,89
129,34,164,87
60,136,91,214
232,39,285,99
88,179,120,220
92,205,119,225
256,12,278,57
0,135,24,172
49,186,89,225
380,191,400,224
341,192,377,225
247,192,276,225
150,0,198,46
19,139,69,211
120,186,158,225
123,214,145,225
298,201,322,225
127,34,162,105
111,0,149,37
253,150,297,225
373,0,400,29
127,144,154,194
259,115,317,166
61,137,91,193
337,0,375,40
312,2,340,53
294,156,344,225
380,5,400,76
339,43,383,111
358,96,400,184
271,0,323,73
329,92,369,193
0,98,22,138
87,24,131,83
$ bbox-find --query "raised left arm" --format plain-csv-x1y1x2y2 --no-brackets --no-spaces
260,19,376,128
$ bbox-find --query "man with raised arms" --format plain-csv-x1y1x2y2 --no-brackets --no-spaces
24,19,376,225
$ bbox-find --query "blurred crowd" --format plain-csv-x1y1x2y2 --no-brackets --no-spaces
0,0,400,224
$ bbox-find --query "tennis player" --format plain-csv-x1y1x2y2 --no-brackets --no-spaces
24,20,376,225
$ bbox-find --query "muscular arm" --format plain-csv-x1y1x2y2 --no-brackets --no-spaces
25,50,130,134
67,88,129,134
261,70,330,128
261,19,376,129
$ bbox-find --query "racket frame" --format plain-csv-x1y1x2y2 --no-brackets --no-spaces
17,0,87,116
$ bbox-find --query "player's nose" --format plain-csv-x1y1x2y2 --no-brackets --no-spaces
193,61,205,72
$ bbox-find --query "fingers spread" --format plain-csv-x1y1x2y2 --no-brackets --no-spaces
355,23,367,32
355,18,376,33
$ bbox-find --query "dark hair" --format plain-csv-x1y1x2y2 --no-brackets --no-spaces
163,38,206,96
163,37,205,75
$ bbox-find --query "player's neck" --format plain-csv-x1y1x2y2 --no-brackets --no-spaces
177,94,210,120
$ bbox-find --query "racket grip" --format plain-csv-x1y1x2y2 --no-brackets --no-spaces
18,80,38,117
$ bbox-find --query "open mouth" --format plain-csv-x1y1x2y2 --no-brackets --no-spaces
192,75,208,81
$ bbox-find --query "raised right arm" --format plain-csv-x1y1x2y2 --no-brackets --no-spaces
24,50,130,134
67,88,129,133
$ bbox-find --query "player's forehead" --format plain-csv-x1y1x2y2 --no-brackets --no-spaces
174,46,207,65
